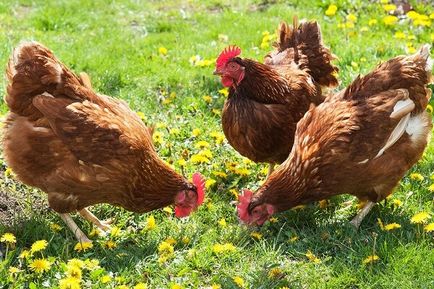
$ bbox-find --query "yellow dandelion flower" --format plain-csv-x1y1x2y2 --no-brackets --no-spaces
424,223,434,232
67,258,85,269
158,241,174,255
410,173,424,181
235,167,251,176
158,47,168,55
394,31,406,39
59,276,81,289
31,240,48,253
407,11,419,20
202,95,212,103
430,13,434,20
191,154,210,164
268,267,283,278
218,218,227,227
163,207,173,214
428,184,434,192
50,223,62,232
292,205,306,210
177,158,186,167
205,178,216,189
145,215,156,230
345,21,355,29
325,4,337,16
88,228,101,238
410,212,431,224
66,265,82,280
170,128,180,135
182,236,190,244
192,128,201,137
110,226,122,237
380,0,389,3
233,276,245,288
426,105,433,114
153,131,164,145
134,283,147,289
165,237,177,245
289,236,299,242
74,242,93,252
212,108,221,116
218,88,229,97
383,15,398,25
83,258,100,270
305,250,321,263
212,243,236,254
408,47,417,54
4,167,14,177
19,249,31,259
210,131,225,144
8,266,22,274
136,111,146,121
362,255,379,264
359,26,369,32
392,199,403,207
229,189,239,200
383,4,396,12
368,19,378,26
1,232,16,244
260,41,270,50
211,284,221,289
171,284,182,289
101,274,112,283
384,223,401,231
195,140,210,149
251,232,262,240
104,240,117,250
213,171,227,178
29,258,52,273
346,13,357,23
269,217,278,223
318,199,329,209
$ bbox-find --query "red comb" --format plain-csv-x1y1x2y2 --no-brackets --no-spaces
237,189,253,223
192,172,205,205
174,173,205,218
216,45,241,68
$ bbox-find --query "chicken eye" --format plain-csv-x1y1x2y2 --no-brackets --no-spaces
227,62,239,71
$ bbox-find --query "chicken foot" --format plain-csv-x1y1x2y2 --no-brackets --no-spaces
79,208,112,234
59,213,92,243
349,201,375,229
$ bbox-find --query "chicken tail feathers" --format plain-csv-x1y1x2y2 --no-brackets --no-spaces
272,17,339,88
5,41,87,118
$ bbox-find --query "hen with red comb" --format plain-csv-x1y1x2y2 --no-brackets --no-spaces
214,17,338,181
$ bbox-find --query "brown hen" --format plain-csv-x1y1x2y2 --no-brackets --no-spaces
2,42,205,242
238,45,432,228
214,17,338,177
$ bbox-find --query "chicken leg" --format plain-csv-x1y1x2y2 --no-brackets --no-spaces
59,213,91,243
79,208,112,233
350,201,375,229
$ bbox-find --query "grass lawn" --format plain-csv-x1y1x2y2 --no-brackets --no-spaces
0,0,433,288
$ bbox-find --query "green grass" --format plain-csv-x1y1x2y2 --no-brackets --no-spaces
0,0,433,288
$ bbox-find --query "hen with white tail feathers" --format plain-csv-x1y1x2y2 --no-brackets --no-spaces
238,45,433,228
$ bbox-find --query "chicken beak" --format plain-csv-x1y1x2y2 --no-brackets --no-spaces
213,69,223,76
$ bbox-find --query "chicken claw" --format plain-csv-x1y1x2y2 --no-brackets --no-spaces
79,208,112,233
